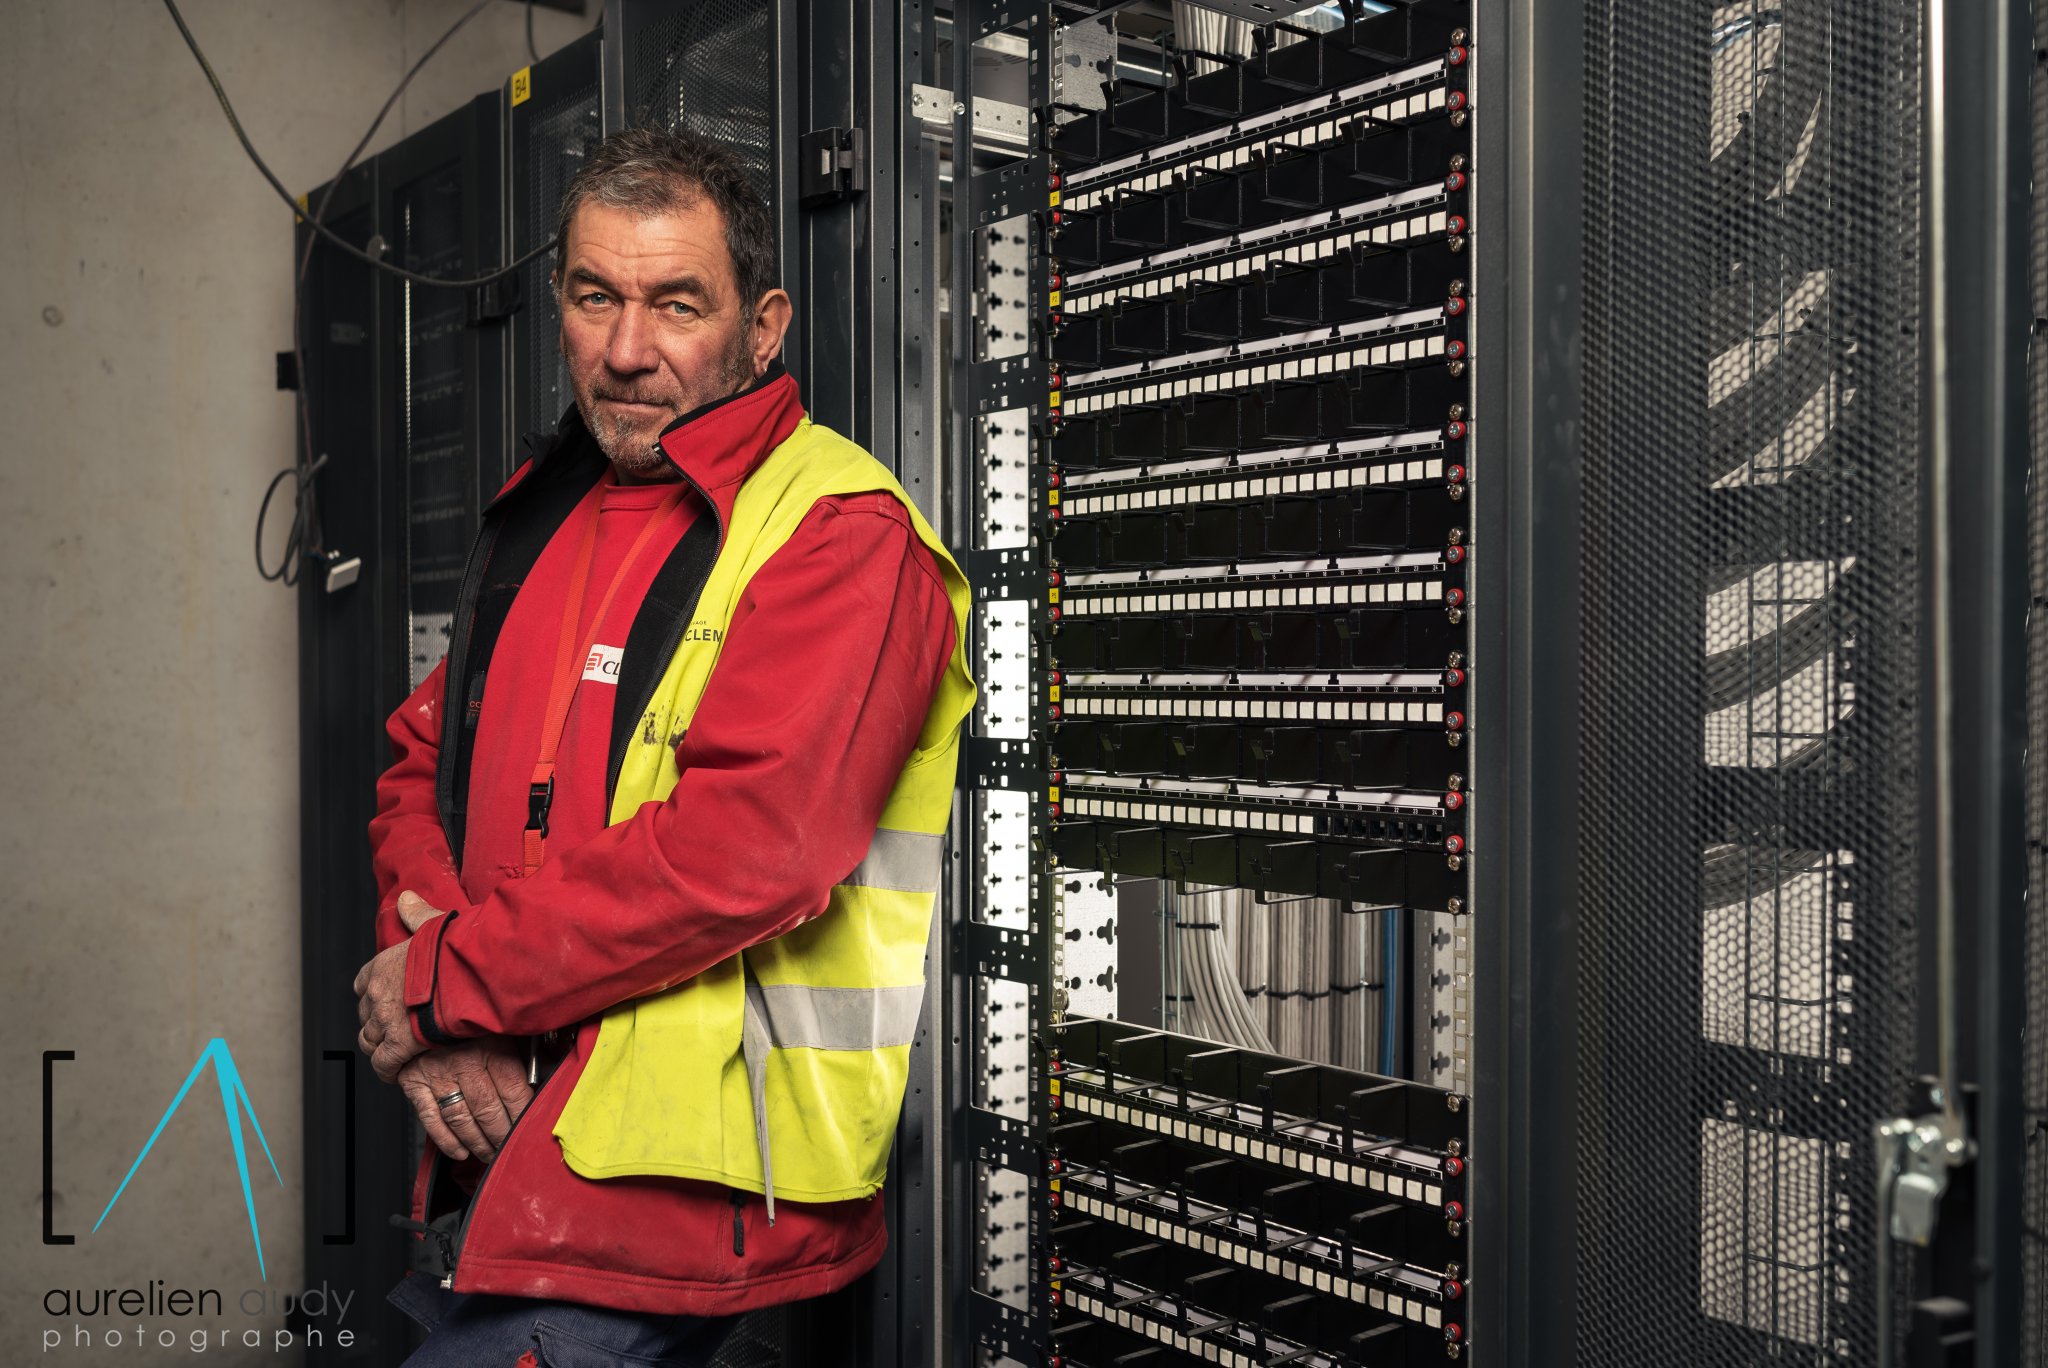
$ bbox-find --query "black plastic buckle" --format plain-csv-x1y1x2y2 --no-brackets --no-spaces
526,779,553,837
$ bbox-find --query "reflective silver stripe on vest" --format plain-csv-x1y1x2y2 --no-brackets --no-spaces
840,827,945,894
739,975,928,1225
746,981,925,1051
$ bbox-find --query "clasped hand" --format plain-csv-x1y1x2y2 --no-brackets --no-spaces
355,891,534,1163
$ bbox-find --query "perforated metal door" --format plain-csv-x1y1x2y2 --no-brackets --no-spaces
1576,3,1924,1361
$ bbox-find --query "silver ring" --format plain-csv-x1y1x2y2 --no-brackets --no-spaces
435,1089,466,1110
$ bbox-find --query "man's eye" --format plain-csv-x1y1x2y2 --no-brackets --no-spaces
580,291,610,307
666,301,695,317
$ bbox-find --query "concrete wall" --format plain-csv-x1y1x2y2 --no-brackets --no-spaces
0,3,588,1361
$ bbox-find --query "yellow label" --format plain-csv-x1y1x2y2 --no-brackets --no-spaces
1049,587,1061,604
1049,1178,1062,1193
1049,389,1062,406
1049,786,1061,803
1049,290,1061,308
510,66,532,106
1049,190,1062,207
1048,489,1061,506
1049,684,1062,702
1049,1079,1062,1096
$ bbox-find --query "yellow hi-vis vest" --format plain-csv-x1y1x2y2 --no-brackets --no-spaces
550,417,976,1220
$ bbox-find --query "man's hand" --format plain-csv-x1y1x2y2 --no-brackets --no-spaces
395,1038,536,1164
353,892,446,1083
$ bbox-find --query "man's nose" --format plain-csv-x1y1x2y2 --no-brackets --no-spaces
603,302,659,374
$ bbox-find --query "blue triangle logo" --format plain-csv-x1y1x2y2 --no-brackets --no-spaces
92,1038,284,1278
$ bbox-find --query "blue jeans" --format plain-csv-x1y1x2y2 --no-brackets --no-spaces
387,1271,738,1367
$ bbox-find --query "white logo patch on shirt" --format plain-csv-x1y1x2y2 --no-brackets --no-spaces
582,643,624,684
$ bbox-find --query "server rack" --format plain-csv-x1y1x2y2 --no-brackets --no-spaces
939,3,2036,1368
508,29,605,463
949,5,1478,1365
295,88,508,1363
294,153,413,1366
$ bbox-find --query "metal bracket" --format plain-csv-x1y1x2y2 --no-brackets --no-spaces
798,127,867,207
1874,1094,1978,1368
467,271,522,326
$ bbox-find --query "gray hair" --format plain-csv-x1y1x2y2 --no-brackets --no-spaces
552,126,778,313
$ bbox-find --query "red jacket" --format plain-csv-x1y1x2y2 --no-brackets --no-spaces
367,367,957,1314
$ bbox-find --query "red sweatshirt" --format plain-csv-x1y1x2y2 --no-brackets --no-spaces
367,373,957,1313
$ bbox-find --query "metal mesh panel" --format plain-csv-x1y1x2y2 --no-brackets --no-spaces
396,159,474,690
1578,3,1923,1362
2026,0,2048,1348
707,1307,785,1368
625,0,774,205
518,81,602,442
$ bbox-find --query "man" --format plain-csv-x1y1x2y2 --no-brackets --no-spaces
352,126,975,1366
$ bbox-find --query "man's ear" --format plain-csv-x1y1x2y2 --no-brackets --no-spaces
751,289,794,377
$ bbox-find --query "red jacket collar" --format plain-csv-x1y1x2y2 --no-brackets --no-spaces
654,364,806,530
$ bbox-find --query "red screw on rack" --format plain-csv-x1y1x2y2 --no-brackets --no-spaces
1048,1156,1065,1175
1445,170,1468,193
1049,668,1064,682
1445,297,1468,318
1447,463,1468,483
1445,834,1466,855
1446,419,1468,439
1443,1154,1467,1178
1444,545,1468,565
1050,603,1063,620
1446,339,1468,360
1049,471,1063,487
1444,667,1468,688
1049,171,1063,190
1447,90,1468,111
1051,271,1065,291
1446,588,1468,609
1447,44,1470,66
1445,709,1466,729
1444,1200,1465,1222
1443,1279,1466,1302
1050,372,1065,389
1447,214,1468,235
1445,1323,1466,1345
1444,791,1465,811
1049,703,1064,721
1049,801,1063,818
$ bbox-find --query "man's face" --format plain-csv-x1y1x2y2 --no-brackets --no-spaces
555,197,778,479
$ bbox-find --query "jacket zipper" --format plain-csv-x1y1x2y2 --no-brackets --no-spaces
729,1190,746,1257
440,1054,558,1287
435,516,505,860
602,464,726,802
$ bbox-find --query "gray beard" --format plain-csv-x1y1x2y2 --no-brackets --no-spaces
577,335,758,477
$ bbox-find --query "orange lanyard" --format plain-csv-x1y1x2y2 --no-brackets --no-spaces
524,473,689,875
